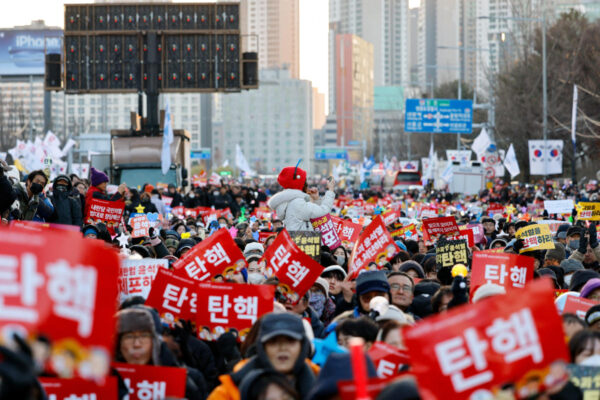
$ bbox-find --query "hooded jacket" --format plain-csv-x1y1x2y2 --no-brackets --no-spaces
49,175,83,226
268,189,335,231
208,334,317,400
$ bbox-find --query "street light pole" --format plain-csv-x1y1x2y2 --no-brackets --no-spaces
542,4,548,181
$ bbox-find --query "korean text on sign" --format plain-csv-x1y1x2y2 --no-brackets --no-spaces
577,202,600,221
435,239,468,268
119,259,168,302
311,214,342,250
515,224,555,252
113,363,187,400
145,268,197,322
470,251,535,297
196,282,274,339
349,216,400,279
289,231,322,260
404,279,569,399
172,228,246,282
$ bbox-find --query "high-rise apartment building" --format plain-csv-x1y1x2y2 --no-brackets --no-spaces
329,0,409,114
335,34,374,153
219,68,312,174
234,0,300,78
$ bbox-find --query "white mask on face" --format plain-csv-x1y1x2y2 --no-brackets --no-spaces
564,274,573,287
581,354,600,366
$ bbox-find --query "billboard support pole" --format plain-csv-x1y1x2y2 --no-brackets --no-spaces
29,75,34,140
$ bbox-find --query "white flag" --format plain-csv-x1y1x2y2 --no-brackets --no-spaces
441,162,454,183
162,101,174,175
471,128,492,156
572,85,578,144
222,159,229,168
235,144,254,176
61,138,77,157
503,144,520,178
528,140,563,175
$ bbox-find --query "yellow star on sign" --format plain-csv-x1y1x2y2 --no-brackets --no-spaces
135,204,145,214
506,205,516,215
575,203,583,214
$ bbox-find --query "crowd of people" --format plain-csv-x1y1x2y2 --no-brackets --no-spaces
1,157,600,399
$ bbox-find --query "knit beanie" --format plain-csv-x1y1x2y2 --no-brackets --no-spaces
90,167,109,187
277,166,307,191
356,270,390,296
561,258,584,275
580,278,600,299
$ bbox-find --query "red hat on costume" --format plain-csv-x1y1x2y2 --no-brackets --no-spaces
277,162,307,191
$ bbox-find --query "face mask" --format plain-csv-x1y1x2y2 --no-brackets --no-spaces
30,182,43,195
336,255,345,266
55,185,68,192
569,240,580,250
247,272,265,284
581,354,600,366
564,274,572,287
189,193,195,198
219,223,227,228
309,292,326,318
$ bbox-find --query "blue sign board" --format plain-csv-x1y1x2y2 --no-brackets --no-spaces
315,148,348,160
191,149,211,159
404,99,473,134
0,29,63,76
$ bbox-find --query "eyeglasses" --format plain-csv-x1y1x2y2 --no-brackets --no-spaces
122,332,153,342
390,284,412,292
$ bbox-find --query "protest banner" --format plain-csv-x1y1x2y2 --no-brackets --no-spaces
311,214,343,250
258,231,274,244
421,207,439,219
404,279,569,399
470,252,535,297
289,230,322,261
391,223,419,241
113,363,187,400
196,282,274,341
349,217,400,279
40,377,118,400
129,214,150,238
467,223,485,245
367,341,411,378
515,224,555,253
84,198,125,234
145,268,198,323
567,364,600,398
253,206,273,220
381,209,399,227
262,229,324,303
577,202,600,221
9,220,82,234
435,239,469,269
171,206,186,217
544,200,574,215
487,203,505,216
537,220,565,236
422,216,460,244
332,216,362,246
446,228,475,248
563,296,598,320
119,258,168,302
173,228,246,281
0,225,120,380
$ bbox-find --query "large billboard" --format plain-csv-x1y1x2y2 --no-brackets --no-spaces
0,29,62,76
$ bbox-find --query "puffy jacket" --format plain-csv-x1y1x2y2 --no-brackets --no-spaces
49,175,83,226
12,182,54,222
268,189,335,231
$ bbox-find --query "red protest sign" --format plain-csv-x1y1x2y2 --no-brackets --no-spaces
311,214,342,250
253,206,273,220
262,229,324,303
404,279,569,399
129,215,150,238
173,228,246,281
391,224,418,241
40,377,118,400
421,216,460,243
381,209,399,227
84,198,125,234
470,251,535,297
349,217,400,279
171,206,185,217
145,268,197,322
367,341,410,378
119,258,168,302
9,220,82,234
467,223,486,244
113,363,187,400
487,203,505,216
258,231,275,244
332,216,362,246
0,225,120,380
196,282,274,340
447,228,475,248
563,296,599,320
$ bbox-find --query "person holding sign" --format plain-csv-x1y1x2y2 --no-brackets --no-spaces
86,167,127,204
268,163,335,231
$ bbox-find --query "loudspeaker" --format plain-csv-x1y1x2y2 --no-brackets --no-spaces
45,53,61,89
